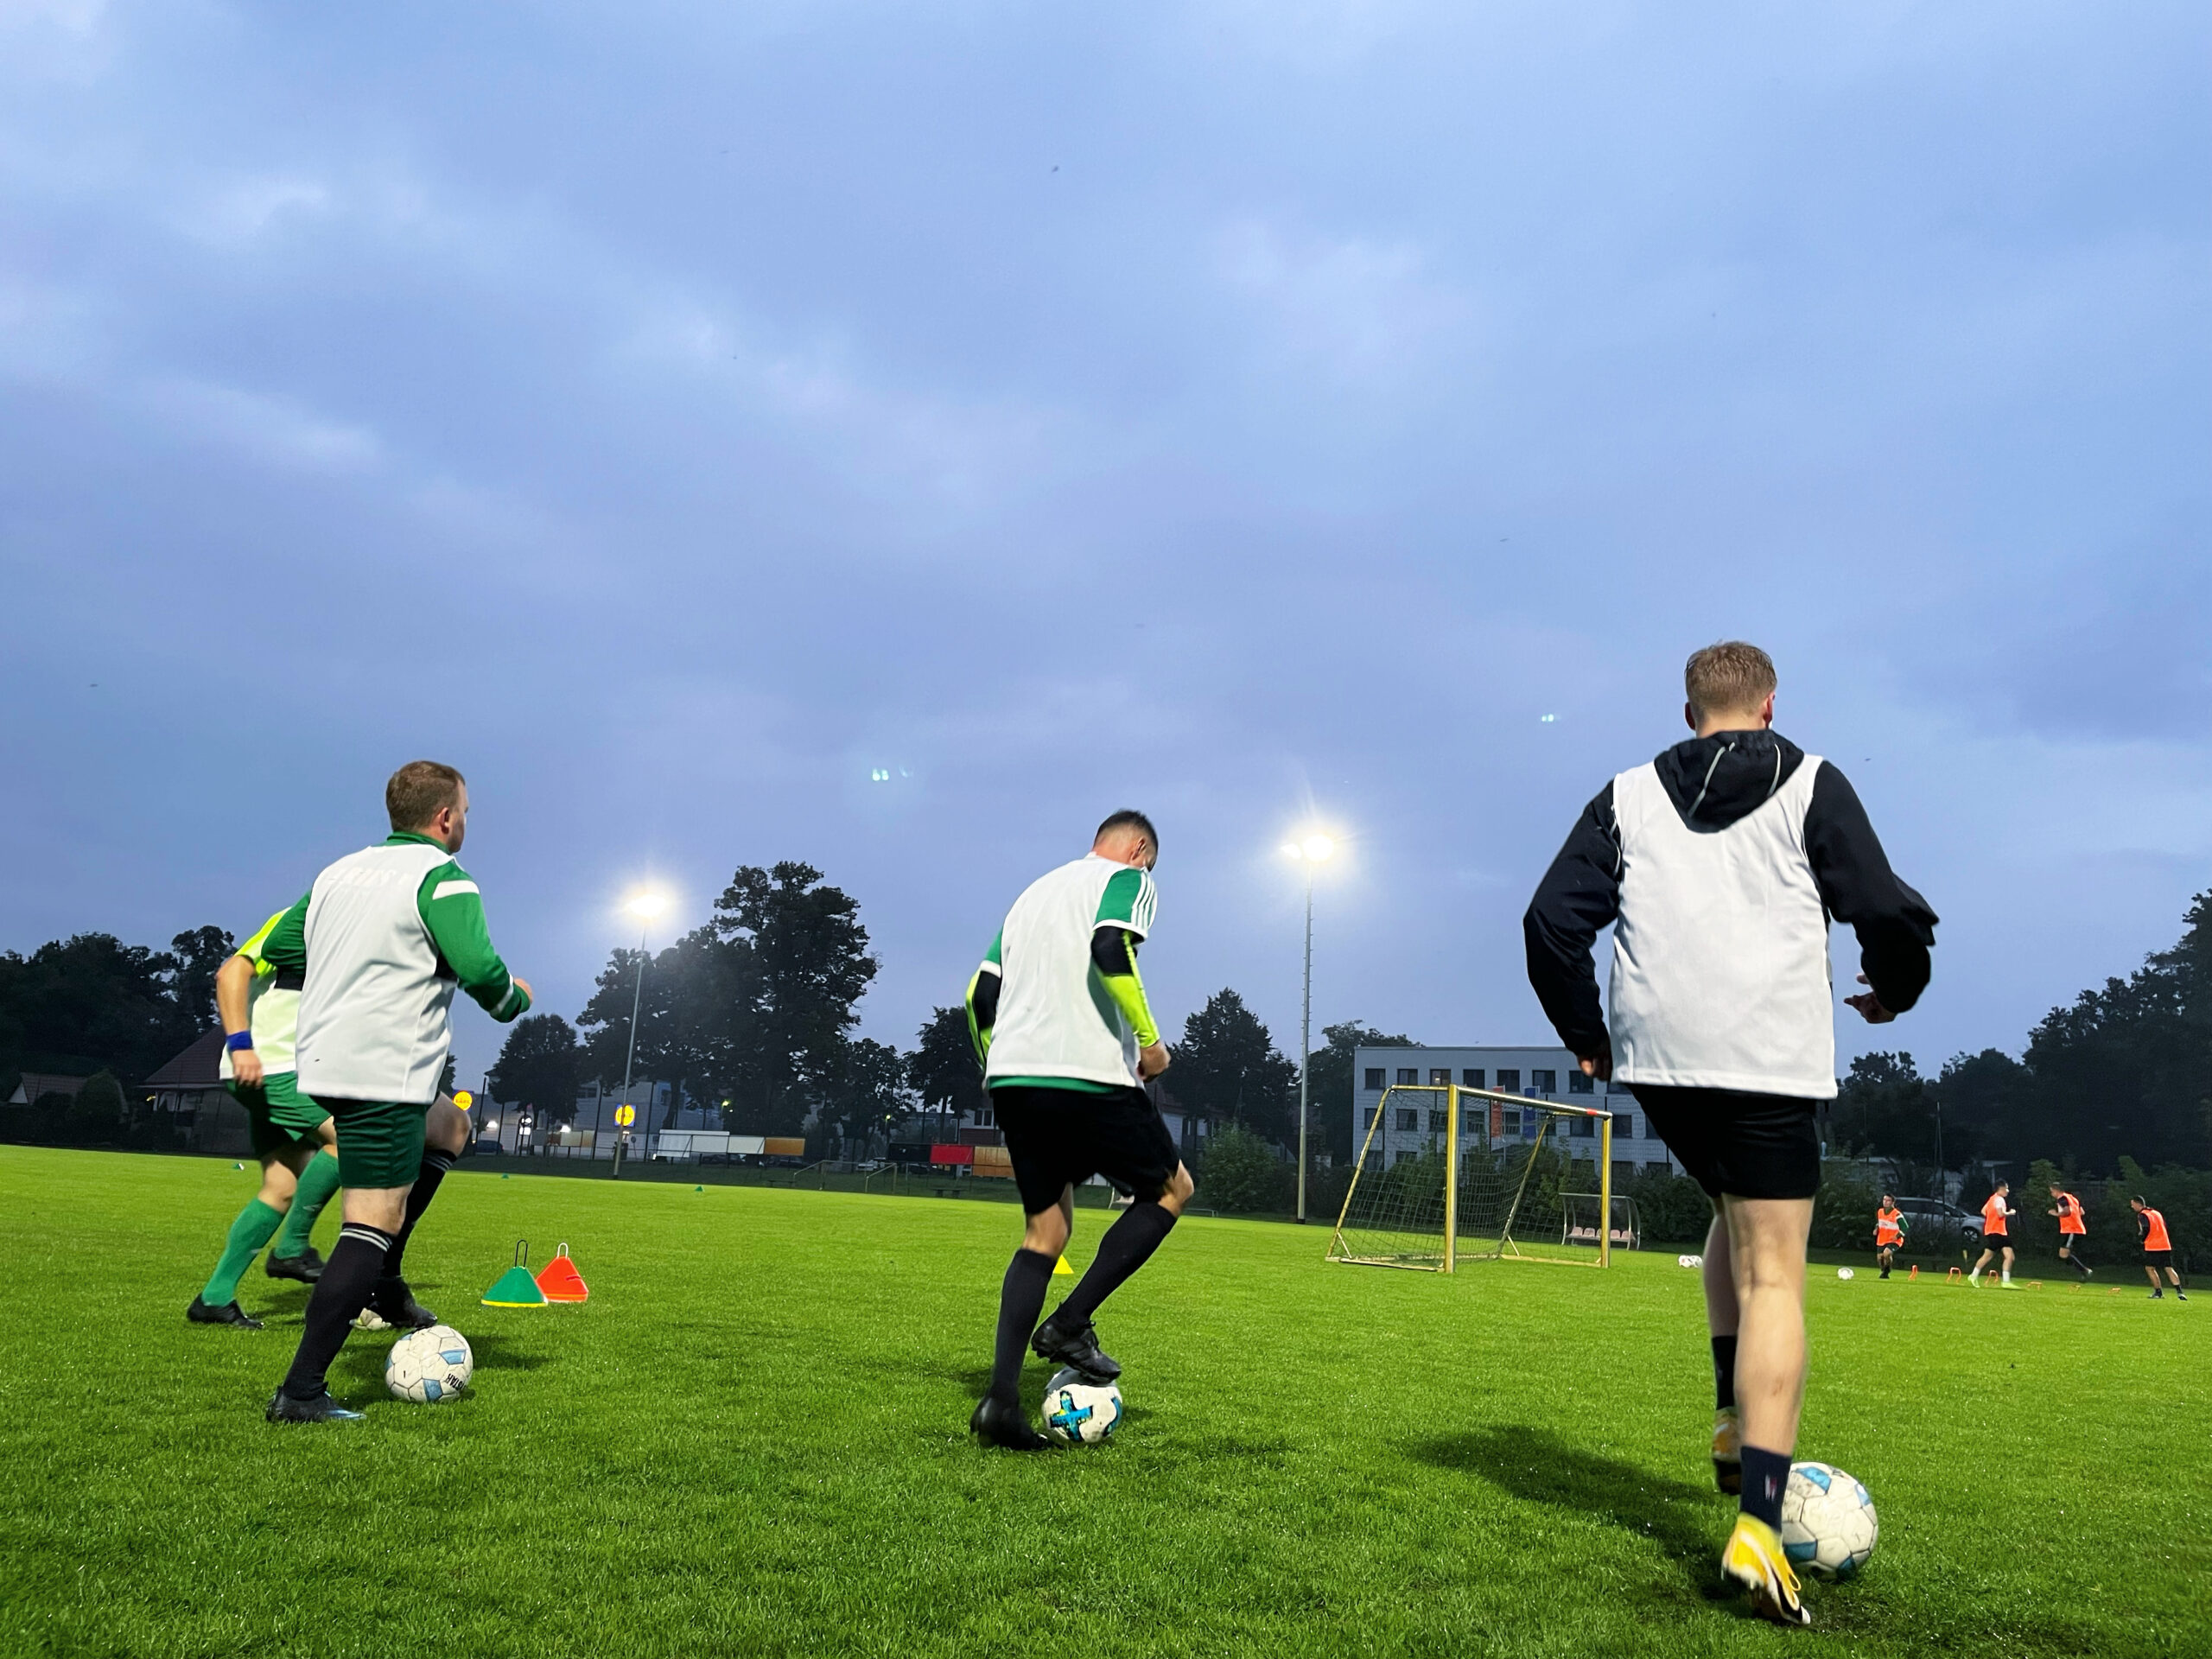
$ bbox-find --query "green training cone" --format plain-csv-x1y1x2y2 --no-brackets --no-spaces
483,1239,549,1306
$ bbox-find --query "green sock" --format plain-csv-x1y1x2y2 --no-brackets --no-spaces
271,1152,341,1260
201,1199,284,1306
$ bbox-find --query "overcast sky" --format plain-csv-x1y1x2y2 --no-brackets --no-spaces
3,1,2206,1089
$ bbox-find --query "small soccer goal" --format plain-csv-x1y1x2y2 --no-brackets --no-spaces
1326,1084,1622,1271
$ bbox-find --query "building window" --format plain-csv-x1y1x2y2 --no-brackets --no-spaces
1394,1150,1415,1166
1395,1067,1419,1085
1567,1071,1594,1095
1428,1068,1451,1086
1501,1108,1522,1136
1362,1107,1377,1129
1463,1108,1484,1137
1396,1108,1419,1131
1363,1068,1385,1090
1462,1068,1485,1088
1611,1160,1636,1191
1612,1112,1634,1140
1530,1069,1557,1095
1496,1069,1520,1093
976,1105,995,1128
1569,1114,1595,1138
1428,1109,1450,1133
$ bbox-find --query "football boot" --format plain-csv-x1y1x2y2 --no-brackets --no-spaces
264,1389,365,1424
1031,1312,1119,1383
1711,1407,1742,1495
1720,1514,1811,1627
365,1276,438,1331
187,1295,264,1330
969,1395,1052,1452
264,1246,326,1284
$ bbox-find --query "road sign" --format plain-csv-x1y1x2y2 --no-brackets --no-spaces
614,1104,636,1127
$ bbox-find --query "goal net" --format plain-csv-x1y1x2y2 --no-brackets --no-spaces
1326,1084,1620,1271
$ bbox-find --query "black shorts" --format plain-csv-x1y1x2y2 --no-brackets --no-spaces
1629,1086,1820,1201
991,1084,1181,1215
2058,1235,2085,1251
2145,1249,2173,1270
1980,1235,2013,1253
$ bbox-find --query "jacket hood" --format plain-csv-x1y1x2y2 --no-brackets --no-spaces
1652,729,1808,831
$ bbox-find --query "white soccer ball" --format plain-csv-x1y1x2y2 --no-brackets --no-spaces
1041,1367,1122,1446
1678,1254,1704,1268
1837,1267,1855,1281
385,1324,474,1403
1781,1461,1878,1580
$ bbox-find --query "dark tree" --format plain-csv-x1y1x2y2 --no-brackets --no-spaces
168,926,237,1033
908,1005,982,1136
817,1036,912,1147
1304,1020,1415,1165
488,1014,584,1117
67,1070,126,1141
712,862,877,1135
576,927,756,1121
1172,988,1298,1145
1829,1052,1942,1165
0,932,219,1089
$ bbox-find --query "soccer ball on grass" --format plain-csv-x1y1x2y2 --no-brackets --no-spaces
1780,1461,1878,1580
1042,1368,1122,1446
385,1324,474,1403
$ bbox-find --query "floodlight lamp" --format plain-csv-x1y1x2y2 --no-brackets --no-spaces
1301,835,1336,862
625,890,670,918
1281,842,1305,860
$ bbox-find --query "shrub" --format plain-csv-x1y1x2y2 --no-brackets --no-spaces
1197,1126,1294,1215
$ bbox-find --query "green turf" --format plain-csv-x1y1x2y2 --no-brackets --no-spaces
3,1147,2205,1658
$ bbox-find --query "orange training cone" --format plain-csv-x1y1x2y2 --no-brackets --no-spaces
484,1240,549,1306
537,1242,589,1303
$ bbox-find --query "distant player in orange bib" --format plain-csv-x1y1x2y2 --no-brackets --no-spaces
2131,1197,2188,1300
2047,1183,2092,1279
1969,1182,2018,1287
1873,1196,1905,1280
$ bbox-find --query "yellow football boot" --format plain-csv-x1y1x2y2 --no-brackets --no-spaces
1720,1514,1811,1627
1711,1407,1742,1495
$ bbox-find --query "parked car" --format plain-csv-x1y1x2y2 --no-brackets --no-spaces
1892,1195,1984,1244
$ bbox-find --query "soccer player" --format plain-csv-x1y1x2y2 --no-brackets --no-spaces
1968,1183,2017,1287
1873,1195,1904,1280
962,810,1194,1451
261,761,533,1422
2047,1182,2093,1279
1525,641,1936,1626
186,908,345,1327
2131,1197,2187,1300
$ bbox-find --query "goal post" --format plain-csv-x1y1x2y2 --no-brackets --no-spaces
1325,1084,1618,1272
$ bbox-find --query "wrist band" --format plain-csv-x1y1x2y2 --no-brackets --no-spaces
226,1030,255,1052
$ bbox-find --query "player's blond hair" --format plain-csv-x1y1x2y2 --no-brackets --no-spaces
1684,641,1777,721
386,760,466,832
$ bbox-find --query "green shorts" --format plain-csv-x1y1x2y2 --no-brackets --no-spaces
229,1073,331,1160
325,1096,432,1190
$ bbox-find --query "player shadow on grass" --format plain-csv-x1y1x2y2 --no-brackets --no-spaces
329,1329,556,1397
1406,1425,1730,1603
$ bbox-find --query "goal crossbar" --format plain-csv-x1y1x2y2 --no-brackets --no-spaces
1325,1084,1616,1272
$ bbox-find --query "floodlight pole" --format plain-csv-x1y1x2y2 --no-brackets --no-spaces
1296,867,1313,1224
614,920,649,1178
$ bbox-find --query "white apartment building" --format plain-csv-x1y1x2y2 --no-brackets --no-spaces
1351,1044,1685,1182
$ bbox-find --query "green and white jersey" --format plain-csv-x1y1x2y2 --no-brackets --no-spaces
266,832,531,1105
982,855,1159,1090
218,909,303,1081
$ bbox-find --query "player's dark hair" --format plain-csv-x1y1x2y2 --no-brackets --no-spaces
1094,809,1158,852
387,760,467,831
2132,1194,2146,1205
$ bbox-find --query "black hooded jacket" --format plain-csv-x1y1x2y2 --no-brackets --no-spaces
1522,729,1937,1061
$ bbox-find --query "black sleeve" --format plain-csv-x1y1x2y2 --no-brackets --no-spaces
1522,783,1622,1058
1090,928,1136,977
969,968,1000,1031
1805,763,1938,1014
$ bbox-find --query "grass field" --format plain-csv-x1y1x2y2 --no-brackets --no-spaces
3,1147,2206,1659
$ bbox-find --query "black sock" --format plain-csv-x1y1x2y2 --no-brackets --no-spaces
989,1249,1057,1406
280,1224,393,1401
1054,1202,1179,1326
1740,1445,1791,1532
1711,1335,1738,1412
380,1149,454,1282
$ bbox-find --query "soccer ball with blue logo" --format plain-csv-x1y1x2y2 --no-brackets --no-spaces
1041,1368,1122,1446
1780,1461,1878,1580
385,1324,474,1403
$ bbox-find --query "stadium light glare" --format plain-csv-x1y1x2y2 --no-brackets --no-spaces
1281,826,1342,1225
625,889,670,918
1300,835,1335,861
